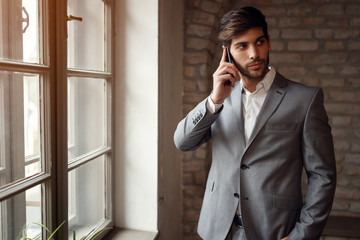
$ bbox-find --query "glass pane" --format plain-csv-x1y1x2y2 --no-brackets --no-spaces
0,184,42,239
0,74,6,176
67,0,105,71
24,73,41,159
68,77,106,161
68,156,106,238
0,0,40,63
0,71,42,189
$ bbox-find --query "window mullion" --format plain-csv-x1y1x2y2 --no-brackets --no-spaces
0,61,49,73
0,173,51,202
54,0,68,238
67,68,111,78
68,146,111,171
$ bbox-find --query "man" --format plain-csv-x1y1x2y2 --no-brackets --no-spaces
174,6,336,240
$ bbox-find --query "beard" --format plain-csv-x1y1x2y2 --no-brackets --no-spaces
236,54,270,81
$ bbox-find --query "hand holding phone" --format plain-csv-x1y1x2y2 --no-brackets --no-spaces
210,46,238,104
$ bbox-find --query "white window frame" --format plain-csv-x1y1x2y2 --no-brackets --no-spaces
66,0,113,235
0,0,114,239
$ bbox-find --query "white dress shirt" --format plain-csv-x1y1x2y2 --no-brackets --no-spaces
207,67,275,144
241,67,275,143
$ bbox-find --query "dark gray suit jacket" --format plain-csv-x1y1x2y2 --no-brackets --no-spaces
174,72,336,240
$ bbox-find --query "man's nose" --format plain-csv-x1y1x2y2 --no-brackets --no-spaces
248,45,259,59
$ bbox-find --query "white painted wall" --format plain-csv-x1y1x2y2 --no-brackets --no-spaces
114,0,158,233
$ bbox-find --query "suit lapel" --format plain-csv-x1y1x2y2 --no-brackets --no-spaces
229,83,247,151
245,73,288,150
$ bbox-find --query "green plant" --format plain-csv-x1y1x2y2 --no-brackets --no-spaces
71,227,113,240
20,221,112,240
20,221,65,240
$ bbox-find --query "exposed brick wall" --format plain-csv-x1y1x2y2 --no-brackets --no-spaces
183,1,234,239
182,0,360,239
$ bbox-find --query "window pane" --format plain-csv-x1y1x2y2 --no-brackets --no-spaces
0,184,42,239
0,73,7,177
0,0,40,63
24,73,41,159
67,0,105,71
68,156,106,238
68,77,106,161
0,71,42,188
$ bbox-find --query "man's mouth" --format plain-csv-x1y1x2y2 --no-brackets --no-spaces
248,62,263,69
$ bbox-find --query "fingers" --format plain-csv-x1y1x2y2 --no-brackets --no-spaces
213,54,238,88
215,74,236,87
220,45,227,63
215,64,238,82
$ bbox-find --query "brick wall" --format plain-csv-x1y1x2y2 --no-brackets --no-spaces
182,0,360,239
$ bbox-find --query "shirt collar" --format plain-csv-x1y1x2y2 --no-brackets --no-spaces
259,67,276,92
241,67,276,94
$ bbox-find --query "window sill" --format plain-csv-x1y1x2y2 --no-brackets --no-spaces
105,228,158,240
323,216,360,238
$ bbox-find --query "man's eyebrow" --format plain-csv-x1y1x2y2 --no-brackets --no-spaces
233,41,248,47
233,35,267,47
256,35,267,42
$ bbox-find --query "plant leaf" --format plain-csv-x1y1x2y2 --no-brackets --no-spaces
33,222,51,234
47,220,66,240
20,223,31,239
88,227,113,240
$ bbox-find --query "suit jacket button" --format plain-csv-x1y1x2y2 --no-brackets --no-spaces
234,193,240,198
241,196,249,200
241,164,249,170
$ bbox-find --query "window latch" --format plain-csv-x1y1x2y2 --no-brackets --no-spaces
67,15,83,22
22,7,30,33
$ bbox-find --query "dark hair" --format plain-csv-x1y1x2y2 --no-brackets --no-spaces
218,6,268,47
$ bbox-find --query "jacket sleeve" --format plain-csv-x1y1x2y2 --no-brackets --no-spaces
288,88,337,240
174,97,222,151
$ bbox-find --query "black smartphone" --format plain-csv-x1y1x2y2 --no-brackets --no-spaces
226,47,234,64
225,47,233,85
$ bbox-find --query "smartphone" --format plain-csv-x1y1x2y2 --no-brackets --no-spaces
226,47,234,64
225,47,233,86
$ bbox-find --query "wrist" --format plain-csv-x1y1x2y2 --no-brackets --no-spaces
207,96,223,114
210,94,224,105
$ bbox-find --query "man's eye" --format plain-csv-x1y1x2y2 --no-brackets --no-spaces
256,39,265,45
238,44,247,49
